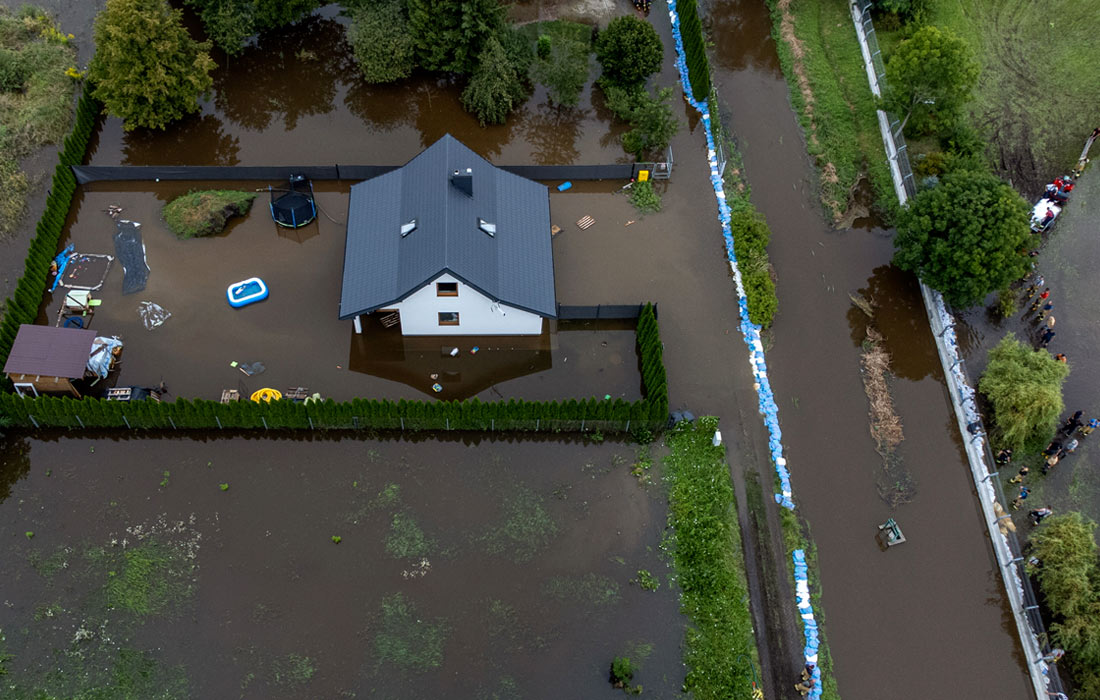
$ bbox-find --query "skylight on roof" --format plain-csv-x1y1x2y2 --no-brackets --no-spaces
400,219,417,237
478,218,496,237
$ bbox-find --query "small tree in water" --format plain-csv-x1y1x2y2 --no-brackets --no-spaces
90,0,215,130
978,333,1069,450
461,36,528,126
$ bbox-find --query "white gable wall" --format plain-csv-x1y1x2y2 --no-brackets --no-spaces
391,273,544,335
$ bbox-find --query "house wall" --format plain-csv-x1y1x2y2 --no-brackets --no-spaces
392,273,544,335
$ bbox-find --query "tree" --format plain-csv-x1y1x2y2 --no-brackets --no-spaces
530,36,589,107
407,0,503,74
621,86,678,157
347,0,415,84
185,0,320,56
882,25,978,136
461,35,527,126
595,16,662,87
893,171,1030,307
89,0,216,130
978,333,1069,450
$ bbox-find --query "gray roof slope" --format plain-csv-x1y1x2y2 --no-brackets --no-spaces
3,324,96,378
339,134,555,319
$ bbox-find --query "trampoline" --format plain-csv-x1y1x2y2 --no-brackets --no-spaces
269,174,317,229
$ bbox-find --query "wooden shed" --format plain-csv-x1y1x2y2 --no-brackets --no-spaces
3,324,96,397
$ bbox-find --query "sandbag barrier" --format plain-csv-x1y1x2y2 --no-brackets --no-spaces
664,1,794,510
793,550,822,696
666,1,819,695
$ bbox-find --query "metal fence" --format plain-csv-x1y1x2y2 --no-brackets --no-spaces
556,303,657,320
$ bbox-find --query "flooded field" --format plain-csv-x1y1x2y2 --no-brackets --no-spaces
0,432,682,698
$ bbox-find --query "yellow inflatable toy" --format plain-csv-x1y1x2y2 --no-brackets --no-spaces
250,388,282,403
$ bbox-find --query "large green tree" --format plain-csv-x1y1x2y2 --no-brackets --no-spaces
595,15,662,87
978,333,1069,450
89,0,216,130
530,35,589,107
882,25,978,136
347,0,415,84
1031,513,1100,700
893,171,1030,307
407,0,504,74
461,35,527,126
185,0,320,56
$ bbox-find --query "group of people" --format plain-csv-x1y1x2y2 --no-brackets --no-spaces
1023,275,1061,350
1044,176,1075,206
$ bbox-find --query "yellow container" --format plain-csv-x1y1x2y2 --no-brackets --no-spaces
638,170,650,182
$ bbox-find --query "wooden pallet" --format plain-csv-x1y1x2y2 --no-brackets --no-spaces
220,389,240,403
576,215,595,230
106,387,132,401
285,386,310,401
379,312,400,328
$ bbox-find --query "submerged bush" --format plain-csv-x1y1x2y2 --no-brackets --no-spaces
978,333,1069,450
162,190,256,238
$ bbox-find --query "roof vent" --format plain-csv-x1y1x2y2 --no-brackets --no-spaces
451,168,473,198
478,218,496,237
400,218,417,237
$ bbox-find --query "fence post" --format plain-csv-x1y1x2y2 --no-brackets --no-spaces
581,419,585,432
625,419,630,432
76,415,84,428
491,418,494,431
123,415,131,429
400,417,404,430
309,416,314,430
30,414,39,428
262,417,268,429
353,416,359,429
216,416,222,429
169,416,176,429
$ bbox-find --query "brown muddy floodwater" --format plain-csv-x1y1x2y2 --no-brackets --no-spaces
708,0,1033,697
44,181,644,403
0,432,682,698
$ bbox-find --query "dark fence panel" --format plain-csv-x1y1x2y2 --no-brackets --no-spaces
556,303,657,320
72,163,636,185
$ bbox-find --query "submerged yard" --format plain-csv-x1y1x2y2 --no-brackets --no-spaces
0,432,682,698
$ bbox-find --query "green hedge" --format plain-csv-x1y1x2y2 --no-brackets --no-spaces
0,87,99,368
0,304,669,432
676,0,710,102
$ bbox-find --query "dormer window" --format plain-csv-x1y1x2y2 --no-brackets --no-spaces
478,218,496,237
400,219,417,237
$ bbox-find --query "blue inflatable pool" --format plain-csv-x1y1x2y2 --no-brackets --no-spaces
227,277,269,308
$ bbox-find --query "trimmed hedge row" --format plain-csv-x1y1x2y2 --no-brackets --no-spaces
0,304,669,432
676,0,710,102
0,88,100,369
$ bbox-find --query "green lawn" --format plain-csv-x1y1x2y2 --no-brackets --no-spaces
765,0,896,223
878,0,1100,190
0,6,77,237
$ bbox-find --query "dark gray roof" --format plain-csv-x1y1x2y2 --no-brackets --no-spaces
3,324,95,379
339,134,556,320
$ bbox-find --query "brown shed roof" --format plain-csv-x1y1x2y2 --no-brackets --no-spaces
3,325,96,379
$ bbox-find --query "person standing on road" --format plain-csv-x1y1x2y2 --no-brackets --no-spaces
1036,301,1054,321
1012,486,1030,509
1025,275,1045,298
1065,438,1080,454
1061,411,1084,436
1040,329,1056,348
1031,290,1051,311
996,447,1013,465
794,675,816,696
1030,506,1053,525
1008,465,1029,484
1081,418,1099,436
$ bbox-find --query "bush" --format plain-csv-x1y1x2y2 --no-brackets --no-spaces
628,180,661,214
162,190,256,238
347,0,415,84
530,35,589,107
595,16,661,87
0,47,27,91
978,333,1069,450
599,82,679,157
676,0,709,100
730,207,778,327
537,34,551,60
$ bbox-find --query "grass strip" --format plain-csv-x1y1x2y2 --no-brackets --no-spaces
0,6,78,238
762,0,895,223
663,417,760,699
162,189,256,238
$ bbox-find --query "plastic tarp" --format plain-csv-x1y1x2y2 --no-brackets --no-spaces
87,336,122,378
113,220,149,295
137,301,171,330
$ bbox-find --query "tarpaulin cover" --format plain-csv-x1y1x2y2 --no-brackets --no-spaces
113,220,149,295
87,336,122,378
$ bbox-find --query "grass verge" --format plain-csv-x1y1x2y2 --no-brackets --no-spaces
663,417,760,698
709,94,778,327
762,0,895,224
162,189,256,238
0,6,78,238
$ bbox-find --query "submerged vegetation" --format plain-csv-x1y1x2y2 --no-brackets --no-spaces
479,486,558,562
0,5,76,237
663,417,760,698
375,592,448,672
386,511,434,558
162,190,256,238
